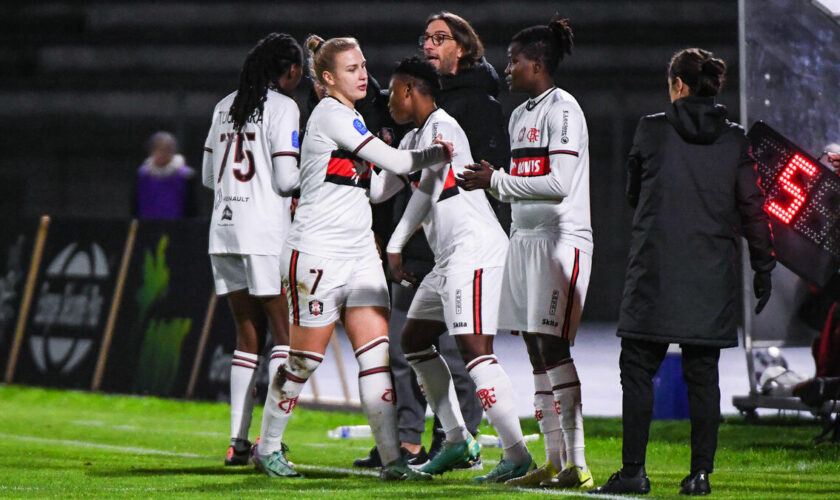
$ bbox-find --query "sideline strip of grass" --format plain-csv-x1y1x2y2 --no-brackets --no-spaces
0,385,837,499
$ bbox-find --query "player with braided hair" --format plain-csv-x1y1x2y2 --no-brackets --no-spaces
201,32,303,467
457,18,595,489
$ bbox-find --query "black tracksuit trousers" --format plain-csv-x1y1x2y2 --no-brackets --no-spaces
619,337,721,474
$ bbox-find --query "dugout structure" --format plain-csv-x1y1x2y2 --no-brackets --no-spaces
734,0,840,418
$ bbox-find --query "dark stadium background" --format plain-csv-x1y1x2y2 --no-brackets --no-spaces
0,0,739,321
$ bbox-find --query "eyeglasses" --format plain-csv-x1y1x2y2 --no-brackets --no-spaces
418,33,456,47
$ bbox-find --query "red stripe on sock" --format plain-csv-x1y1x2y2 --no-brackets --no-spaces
359,366,390,377
551,381,581,391
354,337,389,358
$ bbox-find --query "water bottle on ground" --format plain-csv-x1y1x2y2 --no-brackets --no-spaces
327,425,373,439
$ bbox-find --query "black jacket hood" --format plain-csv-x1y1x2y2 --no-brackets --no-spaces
439,57,501,98
665,96,729,145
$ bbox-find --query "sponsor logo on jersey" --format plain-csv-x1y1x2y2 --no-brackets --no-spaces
452,321,468,328
549,289,559,315
221,205,233,221
542,318,558,327
455,289,462,314
517,127,526,142
291,130,299,148
308,299,323,316
223,195,249,203
561,110,570,144
325,150,372,189
511,147,550,177
477,387,497,411
353,118,368,135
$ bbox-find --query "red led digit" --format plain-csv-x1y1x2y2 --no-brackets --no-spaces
766,153,817,224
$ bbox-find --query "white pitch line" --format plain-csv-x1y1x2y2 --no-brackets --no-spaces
513,487,627,500
0,433,210,458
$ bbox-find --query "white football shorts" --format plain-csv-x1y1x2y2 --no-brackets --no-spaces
281,247,390,327
210,254,283,297
499,230,591,343
407,266,503,335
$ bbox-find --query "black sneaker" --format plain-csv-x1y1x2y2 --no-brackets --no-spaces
679,470,711,496
404,446,429,468
224,439,252,466
794,378,828,407
589,468,651,495
353,447,382,468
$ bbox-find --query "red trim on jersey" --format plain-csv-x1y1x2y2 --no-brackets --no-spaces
549,149,579,157
562,249,581,339
438,167,459,201
353,135,374,154
354,337,389,358
325,150,371,189
511,147,550,177
203,146,213,153
473,269,483,334
272,151,300,159
359,366,390,377
289,250,300,325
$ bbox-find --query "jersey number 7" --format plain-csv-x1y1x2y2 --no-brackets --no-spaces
218,132,256,182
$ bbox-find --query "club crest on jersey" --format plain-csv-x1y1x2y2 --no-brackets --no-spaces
291,130,299,148
308,299,324,316
517,127,526,142
221,205,233,221
527,128,540,142
353,118,368,135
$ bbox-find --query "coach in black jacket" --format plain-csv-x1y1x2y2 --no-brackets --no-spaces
592,49,775,497
424,11,511,232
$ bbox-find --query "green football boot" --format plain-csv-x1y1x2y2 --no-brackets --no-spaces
420,435,481,475
505,461,558,486
473,455,536,483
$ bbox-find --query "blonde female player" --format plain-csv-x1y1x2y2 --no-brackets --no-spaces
254,34,452,480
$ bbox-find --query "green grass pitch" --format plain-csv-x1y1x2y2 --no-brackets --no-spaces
0,385,837,498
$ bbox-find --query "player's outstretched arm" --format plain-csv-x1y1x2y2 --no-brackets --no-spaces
386,170,434,254
357,136,451,175
369,168,410,204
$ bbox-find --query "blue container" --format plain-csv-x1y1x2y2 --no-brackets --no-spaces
652,352,690,420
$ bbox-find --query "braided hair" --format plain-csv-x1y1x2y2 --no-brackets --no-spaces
229,33,303,132
511,17,574,74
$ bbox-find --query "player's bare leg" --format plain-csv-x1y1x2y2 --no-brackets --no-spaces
344,306,428,480
523,332,592,489
260,294,291,379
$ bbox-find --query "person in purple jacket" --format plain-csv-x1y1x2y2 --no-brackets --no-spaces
134,131,197,219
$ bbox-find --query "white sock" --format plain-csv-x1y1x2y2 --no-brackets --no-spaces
355,337,401,465
406,346,469,444
467,354,530,465
230,350,258,443
268,345,290,381
547,358,586,470
258,349,322,456
534,370,565,469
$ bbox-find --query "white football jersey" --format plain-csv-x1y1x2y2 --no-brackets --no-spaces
203,89,299,255
285,97,379,259
506,87,593,253
395,109,508,271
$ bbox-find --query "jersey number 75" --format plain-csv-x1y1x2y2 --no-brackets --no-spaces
218,132,256,182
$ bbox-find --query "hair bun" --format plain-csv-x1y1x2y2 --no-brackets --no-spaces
701,57,725,77
305,34,325,55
